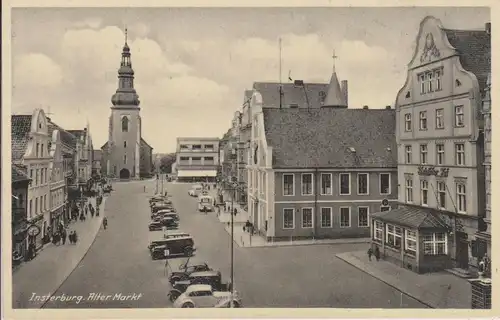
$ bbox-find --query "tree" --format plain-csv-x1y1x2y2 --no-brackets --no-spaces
159,153,176,173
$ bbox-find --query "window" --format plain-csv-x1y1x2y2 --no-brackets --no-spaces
455,143,465,166
419,111,427,130
380,206,391,212
301,174,313,195
340,207,351,228
405,145,412,164
121,116,129,132
435,69,442,91
41,169,44,185
283,174,294,196
426,72,434,92
44,195,47,210
180,144,189,150
455,106,464,127
301,208,313,228
339,173,350,195
438,181,446,209
30,169,34,180
420,180,429,206
404,113,412,131
321,207,332,228
180,156,189,161
204,156,214,161
320,173,332,195
457,183,467,213
357,173,369,195
358,207,369,227
380,173,391,195
124,141,127,148
423,233,447,255
36,143,40,157
192,144,202,150
35,197,38,214
283,208,294,229
436,109,444,129
405,177,413,203
386,224,402,248
123,155,127,164
29,199,33,217
405,230,417,253
418,74,426,94
373,221,384,240
436,144,445,165
40,196,44,212
204,144,214,150
419,144,428,164
35,169,39,186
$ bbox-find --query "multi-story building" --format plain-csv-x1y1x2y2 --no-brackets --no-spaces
11,109,52,249
92,150,103,176
371,16,490,274
68,127,93,189
176,137,219,182
47,129,66,231
12,165,31,260
247,67,398,241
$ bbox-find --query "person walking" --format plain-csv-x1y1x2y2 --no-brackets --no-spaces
103,217,108,230
73,231,78,244
62,229,67,245
374,246,380,261
367,247,373,261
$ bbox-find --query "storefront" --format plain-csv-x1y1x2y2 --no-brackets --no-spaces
12,220,28,263
27,215,44,251
371,205,453,274
50,207,65,231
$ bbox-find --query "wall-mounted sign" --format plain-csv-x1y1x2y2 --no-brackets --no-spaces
417,166,449,178
381,199,389,206
27,224,41,237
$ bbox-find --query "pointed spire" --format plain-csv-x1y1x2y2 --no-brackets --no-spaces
323,49,347,108
125,27,128,45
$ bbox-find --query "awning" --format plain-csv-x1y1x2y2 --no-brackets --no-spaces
177,170,217,178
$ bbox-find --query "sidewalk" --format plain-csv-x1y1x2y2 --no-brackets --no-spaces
12,196,108,309
336,250,471,308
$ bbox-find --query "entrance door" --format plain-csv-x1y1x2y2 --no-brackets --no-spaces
119,168,130,179
456,231,469,269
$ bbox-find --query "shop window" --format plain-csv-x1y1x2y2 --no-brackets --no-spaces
423,233,447,255
386,224,402,248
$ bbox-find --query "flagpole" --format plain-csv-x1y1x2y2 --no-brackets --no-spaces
279,37,283,109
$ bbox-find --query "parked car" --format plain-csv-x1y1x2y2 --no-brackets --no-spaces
151,203,174,213
188,185,203,197
172,284,241,308
148,232,191,251
168,262,212,284
150,236,195,259
148,218,179,231
152,211,179,222
168,270,232,302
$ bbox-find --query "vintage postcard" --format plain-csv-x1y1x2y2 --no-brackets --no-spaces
2,1,497,319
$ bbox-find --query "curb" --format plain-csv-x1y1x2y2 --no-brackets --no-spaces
335,253,434,309
39,196,108,309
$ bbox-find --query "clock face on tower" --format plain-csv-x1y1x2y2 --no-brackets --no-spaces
254,144,259,165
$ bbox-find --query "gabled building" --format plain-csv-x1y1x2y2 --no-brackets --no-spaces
47,129,66,231
12,109,52,249
92,150,103,176
12,164,31,260
247,73,397,241
371,16,491,274
68,127,93,187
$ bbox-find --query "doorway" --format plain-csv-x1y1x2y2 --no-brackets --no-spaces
119,168,130,179
456,231,469,269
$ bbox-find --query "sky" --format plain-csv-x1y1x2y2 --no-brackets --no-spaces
11,7,489,153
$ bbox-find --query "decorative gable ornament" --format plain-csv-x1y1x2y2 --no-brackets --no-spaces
420,33,441,63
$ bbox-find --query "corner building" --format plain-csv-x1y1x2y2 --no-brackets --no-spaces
372,16,490,273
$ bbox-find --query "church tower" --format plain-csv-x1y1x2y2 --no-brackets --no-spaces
107,29,142,179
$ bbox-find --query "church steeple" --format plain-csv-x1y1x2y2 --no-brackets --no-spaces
323,49,348,108
111,28,140,108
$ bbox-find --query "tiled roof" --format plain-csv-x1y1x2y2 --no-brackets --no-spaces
371,205,450,230
12,164,30,183
443,28,491,91
93,150,102,161
48,121,78,150
11,115,32,161
262,108,397,168
68,129,86,144
253,82,329,109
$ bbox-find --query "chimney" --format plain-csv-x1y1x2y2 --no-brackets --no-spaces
386,105,392,110
341,80,348,107
486,22,491,34
363,105,369,109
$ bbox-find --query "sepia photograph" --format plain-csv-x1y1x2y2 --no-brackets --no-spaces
4,3,494,316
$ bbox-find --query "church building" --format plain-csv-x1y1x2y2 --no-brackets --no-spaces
101,30,153,179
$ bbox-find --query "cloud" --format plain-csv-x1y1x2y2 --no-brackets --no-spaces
13,53,63,88
72,17,103,29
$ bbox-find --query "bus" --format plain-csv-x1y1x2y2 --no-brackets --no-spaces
198,195,214,212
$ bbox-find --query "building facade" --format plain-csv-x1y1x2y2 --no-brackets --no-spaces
102,32,152,179
247,78,398,241
372,16,490,273
176,137,220,182
48,130,66,231
12,165,31,260
11,109,52,249
92,150,103,176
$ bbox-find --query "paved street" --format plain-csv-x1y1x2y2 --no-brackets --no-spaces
43,180,427,308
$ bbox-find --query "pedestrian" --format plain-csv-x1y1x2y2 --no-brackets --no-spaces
144,186,146,192
374,246,380,261
85,206,88,216
367,247,373,261
69,231,74,244
62,229,67,245
73,231,78,244
96,206,100,217
233,208,238,216
103,217,108,230
224,203,227,212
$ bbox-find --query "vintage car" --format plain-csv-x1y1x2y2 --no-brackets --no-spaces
168,270,232,302
172,284,241,308
151,203,174,213
148,218,179,231
149,195,166,204
188,185,203,197
148,232,191,251
152,211,179,222
168,262,212,284
150,236,195,259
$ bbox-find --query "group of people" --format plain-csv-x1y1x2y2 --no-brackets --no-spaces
45,223,78,246
367,246,381,261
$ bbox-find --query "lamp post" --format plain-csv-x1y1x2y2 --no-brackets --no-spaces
229,144,236,308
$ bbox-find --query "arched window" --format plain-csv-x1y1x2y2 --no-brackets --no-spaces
122,116,129,132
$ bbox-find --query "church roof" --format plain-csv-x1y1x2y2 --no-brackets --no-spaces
443,28,491,92
323,72,347,107
253,82,328,109
11,115,32,161
262,108,397,169
141,137,153,149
